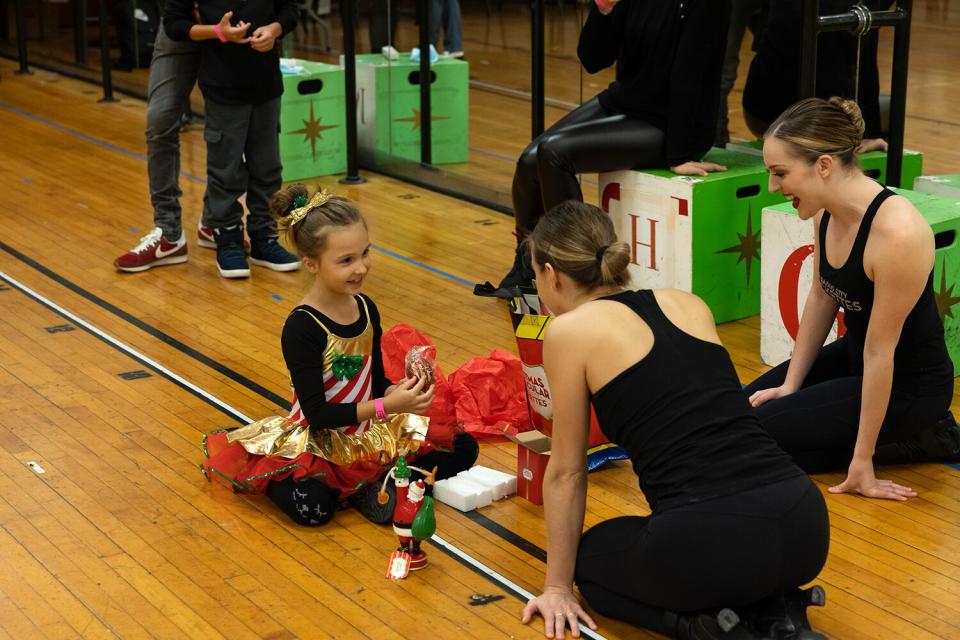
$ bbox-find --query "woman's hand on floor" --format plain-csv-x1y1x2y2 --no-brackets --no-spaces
829,457,918,501
521,586,597,638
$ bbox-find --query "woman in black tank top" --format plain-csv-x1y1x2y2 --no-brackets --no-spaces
519,202,830,640
746,98,958,501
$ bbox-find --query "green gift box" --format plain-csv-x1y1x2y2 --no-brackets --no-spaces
761,187,960,375
726,140,923,187
279,60,346,181
914,174,960,201
352,53,468,165
599,148,786,323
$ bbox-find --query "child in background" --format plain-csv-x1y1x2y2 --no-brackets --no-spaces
163,0,301,278
201,186,478,525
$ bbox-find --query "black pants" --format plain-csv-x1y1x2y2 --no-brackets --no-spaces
266,431,479,526
512,97,665,233
743,339,953,473
575,475,830,636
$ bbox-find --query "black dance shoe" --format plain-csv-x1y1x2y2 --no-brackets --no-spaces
348,479,396,524
874,411,960,465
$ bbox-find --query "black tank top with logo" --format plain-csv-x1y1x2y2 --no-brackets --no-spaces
818,188,953,388
590,290,804,512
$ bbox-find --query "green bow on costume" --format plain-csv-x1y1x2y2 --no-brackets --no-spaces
331,353,365,380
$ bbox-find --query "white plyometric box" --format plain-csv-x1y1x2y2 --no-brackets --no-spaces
760,202,845,366
914,175,960,201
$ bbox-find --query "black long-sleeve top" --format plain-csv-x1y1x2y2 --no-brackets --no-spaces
743,0,892,138
163,0,298,105
577,0,730,167
280,295,392,429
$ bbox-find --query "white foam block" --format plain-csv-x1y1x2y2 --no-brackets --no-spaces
433,476,494,512
457,466,517,500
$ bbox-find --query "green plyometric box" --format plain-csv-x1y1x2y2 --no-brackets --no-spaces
598,148,787,323
762,188,960,375
914,174,960,201
725,139,923,187
351,53,468,165
279,60,346,181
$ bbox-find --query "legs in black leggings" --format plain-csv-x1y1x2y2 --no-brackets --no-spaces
743,340,953,473
512,97,666,234
574,476,830,637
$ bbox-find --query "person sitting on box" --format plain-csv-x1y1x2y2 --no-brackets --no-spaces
200,186,478,526
164,0,302,278
497,0,731,291
520,201,830,639
746,97,960,500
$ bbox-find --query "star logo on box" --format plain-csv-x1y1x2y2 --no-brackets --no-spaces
716,205,761,287
289,99,338,161
394,108,448,130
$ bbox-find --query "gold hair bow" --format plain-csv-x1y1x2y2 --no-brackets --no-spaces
283,189,331,227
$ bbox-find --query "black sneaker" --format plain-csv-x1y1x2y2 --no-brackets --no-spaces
249,232,301,272
213,225,251,279
671,609,757,640
874,412,960,465
348,480,396,524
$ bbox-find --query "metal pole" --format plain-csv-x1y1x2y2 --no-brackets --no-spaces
417,0,431,164
74,0,88,64
799,0,819,98
97,0,116,101
886,0,912,188
531,0,544,137
339,0,365,184
14,0,30,74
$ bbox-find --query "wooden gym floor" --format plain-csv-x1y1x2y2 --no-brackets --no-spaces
1,22,960,639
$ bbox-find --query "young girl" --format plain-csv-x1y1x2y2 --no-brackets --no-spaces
201,185,478,525
746,97,959,501
519,201,829,639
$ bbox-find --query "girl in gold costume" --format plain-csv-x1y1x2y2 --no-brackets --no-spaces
201,186,478,525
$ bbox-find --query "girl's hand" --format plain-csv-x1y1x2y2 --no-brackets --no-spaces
748,384,796,408
384,377,434,415
219,12,251,43
829,457,917,501
521,586,597,639
670,161,727,177
250,23,282,52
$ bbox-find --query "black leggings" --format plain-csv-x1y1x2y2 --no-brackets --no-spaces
512,97,665,233
266,431,480,526
743,340,953,473
574,475,830,635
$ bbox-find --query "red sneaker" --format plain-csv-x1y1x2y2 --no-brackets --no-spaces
199,222,249,252
114,228,188,272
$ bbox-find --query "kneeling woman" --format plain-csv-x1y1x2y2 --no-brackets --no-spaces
746,98,957,500
520,202,830,639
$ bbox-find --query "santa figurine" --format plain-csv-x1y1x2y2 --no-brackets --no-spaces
379,456,437,580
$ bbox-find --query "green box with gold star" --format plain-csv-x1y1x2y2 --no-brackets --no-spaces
760,187,960,375
279,60,346,180
351,54,468,165
598,148,785,323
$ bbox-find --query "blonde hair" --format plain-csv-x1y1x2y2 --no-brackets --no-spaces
766,97,865,167
270,184,366,258
527,200,631,289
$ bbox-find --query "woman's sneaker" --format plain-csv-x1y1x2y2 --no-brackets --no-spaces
114,228,187,272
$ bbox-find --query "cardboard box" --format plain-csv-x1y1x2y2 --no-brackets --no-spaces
279,60,346,180
508,429,552,505
760,187,960,375
349,53,469,165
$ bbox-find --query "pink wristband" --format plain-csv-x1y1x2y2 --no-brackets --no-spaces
594,0,615,13
374,398,387,421
213,22,228,43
